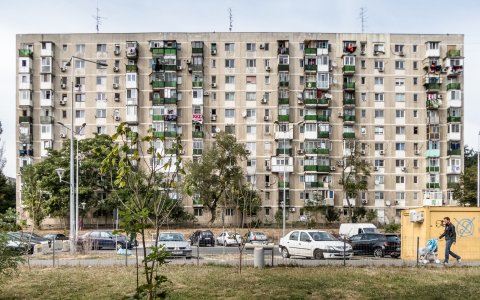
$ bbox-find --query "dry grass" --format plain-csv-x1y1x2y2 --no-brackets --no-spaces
2,265,480,299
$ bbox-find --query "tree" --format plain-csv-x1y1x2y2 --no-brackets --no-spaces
0,121,15,213
463,145,478,169
183,131,247,223
101,123,183,299
229,183,261,228
338,141,371,222
0,208,24,285
324,206,340,224
452,145,478,206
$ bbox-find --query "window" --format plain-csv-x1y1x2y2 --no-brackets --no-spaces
246,92,256,101
246,109,256,117
375,126,384,135
374,110,384,118
427,42,439,50
75,93,85,102
413,110,418,118
361,93,367,102
96,60,107,69
396,176,405,184
394,44,404,53
96,76,107,86
396,127,405,135
96,92,107,101
395,160,405,167
265,76,271,85
413,94,418,102
361,60,366,69
211,59,216,68
225,43,235,52
361,109,366,118
194,208,203,217
96,44,107,53
413,45,417,52
75,110,85,118
413,61,418,70
246,76,256,84
413,176,418,184
375,143,384,151
413,77,418,85
395,143,406,151
361,126,366,134
374,77,384,85
279,55,289,65
396,110,405,118
246,59,256,68
225,109,235,118
75,60,85,69
375,175,384,185
374,43,385,53
413,127,418,134
97,126,106,134
225,75,235,84
374,93,384,102
395,78,405,86
225,92,235,101
246,125,256,134
374,60,384,69
395,60,405,70
246,43,256,51
76,44,85,53
395,94,405,102
225,59,235,68
361,77,366,84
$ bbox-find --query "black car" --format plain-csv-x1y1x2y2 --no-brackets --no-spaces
77,230,136,250
43,233,69,241
189,230,215,246
349,233,400,258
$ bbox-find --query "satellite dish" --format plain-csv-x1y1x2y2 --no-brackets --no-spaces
241,111,247,118
215,127,221,133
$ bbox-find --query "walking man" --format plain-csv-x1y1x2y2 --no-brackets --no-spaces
439,216,461,265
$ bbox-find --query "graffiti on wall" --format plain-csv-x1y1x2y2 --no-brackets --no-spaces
454,218,475,238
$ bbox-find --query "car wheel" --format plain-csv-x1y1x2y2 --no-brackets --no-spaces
373,247,384,258
223,241,227,247
313,249,324,260
281,247,290,258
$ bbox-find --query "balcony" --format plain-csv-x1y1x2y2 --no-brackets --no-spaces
19,98,33,107
18,49,33,57
277,114,289,122
305,182,324,189
304,64,317,73
152,115,163,121
19,116,33,123
447,83,461,90
305,82,316,89
278,182,290,189
192,47,204,54
304,48,317,55
304,115,317,122
343,82,355,90
424,83,441,92
19,149,34,157
192,131,204,139
279,80,289,88
426,183,440,189
151,81,165,89
278,98,289,105
193,149,203,156
40,116,54,124
447,116,461,123
343,132,356,139
426,166,440,173
164,97,177,104
126,64,138,72
276,148,292,156
447,49,461,58
447,149,461,156
318,131,330,138
426,100,441,109
192,81,203,88
317,115,330,122
343,115,356,123
342,65,355,74
153,131,177,138
425,149,440,158
343,98,355,106
278,64,289,72
19,133,32,143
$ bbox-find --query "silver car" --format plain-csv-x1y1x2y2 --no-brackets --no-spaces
157,232,192,259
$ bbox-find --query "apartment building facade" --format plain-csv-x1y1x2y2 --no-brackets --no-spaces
16,32,464,225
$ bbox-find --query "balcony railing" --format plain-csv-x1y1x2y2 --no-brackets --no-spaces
192,47,204,54
447,116,461,123
278,181,290,189
318,131,330,138
426,100,441,109
278,98,289,105
193,149,203,156
447,49,461,58
40,116,54,124
342,65,356,74
151,81,165,89
19,49,33,57
343,98,356,106
343,115,356,122
304,48,317,55
19,116,33,123
424,83,441,91
279,81,289,88
152,115,163,121
192,131,204,139
304,115,317,121
447,83,461,90
277,114,290,122
343,132,356,139
192,81,203,88
278,64,289,71
317,165,331,173
426,183,441,189
276,148,292,156
447,149,461,156
317,115,330,122
126,65,138,72
304,65,317,72
426,166,440,173
343,82,356,90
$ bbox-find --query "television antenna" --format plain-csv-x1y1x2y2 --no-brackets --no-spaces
93,0,107,33
360,7,367,33
228,8,233,32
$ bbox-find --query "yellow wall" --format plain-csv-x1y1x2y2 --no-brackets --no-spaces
401,207,480,260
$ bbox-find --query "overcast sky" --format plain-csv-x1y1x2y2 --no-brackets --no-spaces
1,0,479,177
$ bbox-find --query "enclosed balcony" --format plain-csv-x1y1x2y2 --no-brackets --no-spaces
318,130,330,139
126,41,139,59
153,131,177,138
342,65,355,74
304,64,317,73
343,98,356,106
447,82,461,90
19,49,33,57
426,182,440,189
447,49,461,58
126,64,138,72
277,114,290,122
40,116,54,124
426,165,440,173
192,80,203,88
19,116,33,123
19,148,34,157
343,132,356,139
447,116,461,123
426,99,441,109
191,41,204,54
305,81,316,89
271,156,293,173
276,148,293,156
343,115,356,124
447,148,461,156
192,131,204,139
343,82,355,91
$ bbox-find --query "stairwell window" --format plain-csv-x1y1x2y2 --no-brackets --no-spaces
225,43,235,52
246,43,256,51
96,44,107,53
395,60,405,70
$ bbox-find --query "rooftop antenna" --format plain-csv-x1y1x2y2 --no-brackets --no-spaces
360,7,367,33
228,8,233,32
93,0,106,33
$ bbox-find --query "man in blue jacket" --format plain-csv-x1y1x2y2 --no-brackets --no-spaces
439,216,461,265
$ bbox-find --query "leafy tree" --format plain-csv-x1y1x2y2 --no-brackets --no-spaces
0,207,24,285
229,183,261,228
0,121,15,213
101,123,183,299
20,165,48,228
351,207,367,223
453,165,477,206
324,206,340,224
183,131,247,223
365,209,377,223
463,145,478,169
384,221,401,233
338,141,371,222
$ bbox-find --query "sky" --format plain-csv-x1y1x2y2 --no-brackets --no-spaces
1,0,479,177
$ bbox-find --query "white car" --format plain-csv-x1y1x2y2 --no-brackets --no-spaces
157,232,192,258
216,232,241,246
279,230,353,259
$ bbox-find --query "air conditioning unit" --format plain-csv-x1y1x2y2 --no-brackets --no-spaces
360,150,366,155
61,83,66,89
211,49,217,55
297,149,304,155
265,66,271,72
242,111,247,118
264,115,270,121
362,200,368,204
261,98,267,104
330,166,336,171
385,200,391,206
378,67,384,72
186,59,191,64
113,83,119,89
211,133,217,138
245,150,251,155
114,49,120,56
442,67,449,73
437,94,443,99
211,115,217,121
204,91,210,96
113,66,119,72
211,83,217,88
114,115,121,121
398,51,404,56
259,44,265,49
374,166,379,171
61,66,67,72
401,167,407,172
289,207,296,212
297,99,303,104
415,150,420,155
395,200,399,205
60,133,67,138
59,100,66,105
375,180,380,185
379,150,384,155
177,65,183,71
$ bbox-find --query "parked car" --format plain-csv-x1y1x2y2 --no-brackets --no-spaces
348,233,401,258
216,232,242,246
43,233,69,241
189,230,215,247
158,232,192,259
339,223,378,239
2,232,31,254
244,231,268,245
7,232,49,254
77,230,136,250
279,230,353,259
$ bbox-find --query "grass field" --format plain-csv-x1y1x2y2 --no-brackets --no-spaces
2,265,480,299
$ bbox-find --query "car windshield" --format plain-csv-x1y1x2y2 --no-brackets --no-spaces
307,231,337,241
363,228,377,233
159,233,185,242
201,231,213,237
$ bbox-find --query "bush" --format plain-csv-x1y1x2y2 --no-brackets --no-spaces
384,221,401,233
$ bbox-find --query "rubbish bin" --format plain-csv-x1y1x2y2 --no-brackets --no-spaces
254,247,265,268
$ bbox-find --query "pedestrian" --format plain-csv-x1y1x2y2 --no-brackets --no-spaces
438,216,461,265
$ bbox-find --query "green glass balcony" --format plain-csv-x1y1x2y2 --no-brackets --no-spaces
165,81,177,88
343,99,356,106
193,149,203,156
426,100,440,109
304,65,317,72
424,83,440,91
317,115,330,122
304,48,317,55
192,131,204,139
343,82,356,90
19,116,33,123
317,165,331,173
447,182,458,189
342,65,356,74
278,182,290,189
152,98,164,106
447,83,461,90
304,165,317,172
151,81,165,89
278,64,289,71
165,131,177,137
316,148,330,155
305,82,316,89
426,183,440,189
164,98,177,104
343,132,356,139
318,131,330,138
447,116,461,123
304,98,317,105
426,166,440,173
276,148,292,156
152,115,163,121
192,47,204,54
304,115,317,121
153,131,164,138
278,98,289,105
40,116,54,124
318,98,330,106
192,81,203,88
151,48,164,55
447,49,461,58
305,182,322,189
279,81,289,88
448,149,461,156
343,115,356,122
19,49,33,57
164,65,177,72
164,48,176,55
126,65,137,72
278,114,290,122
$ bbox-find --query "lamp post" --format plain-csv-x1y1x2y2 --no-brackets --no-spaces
477,131,480,207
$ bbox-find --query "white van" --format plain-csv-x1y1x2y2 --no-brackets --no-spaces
339,223,378,239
